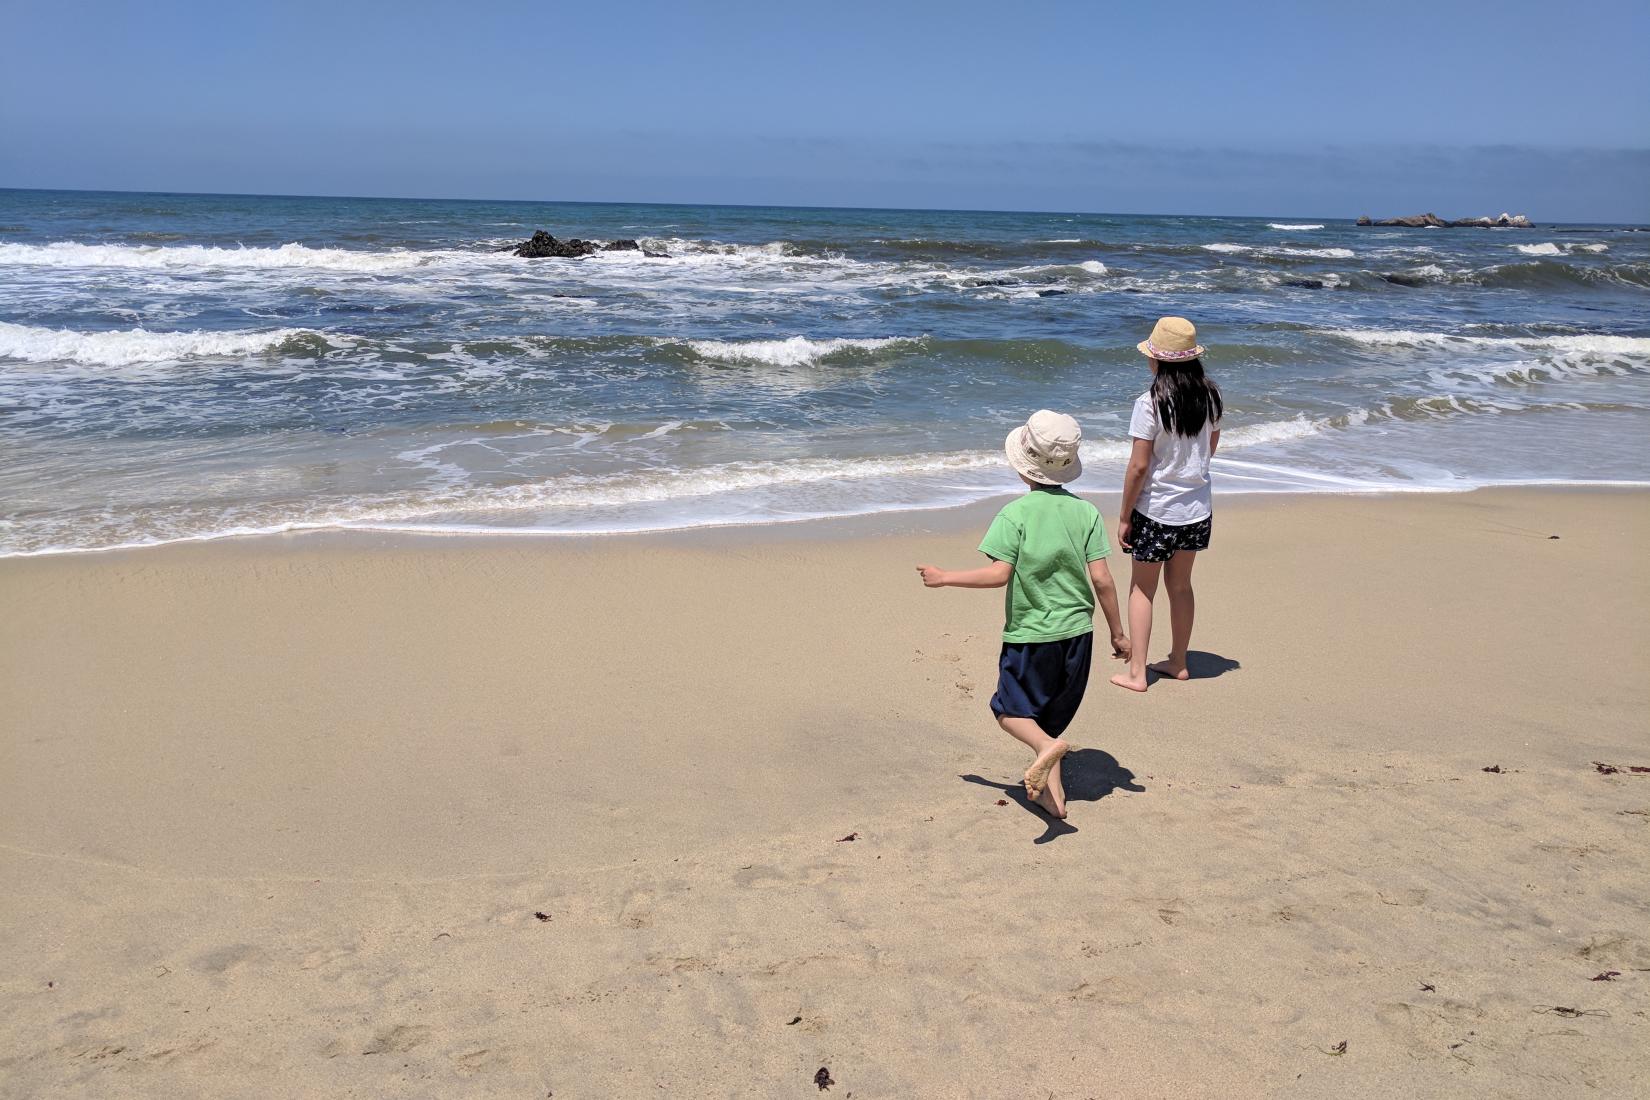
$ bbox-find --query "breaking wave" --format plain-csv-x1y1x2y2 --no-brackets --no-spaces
0,321,336,367
1268,223,1325,231
680,335,922,367
1202,243,1355,259
0,240,456,273
1325,328,1650,358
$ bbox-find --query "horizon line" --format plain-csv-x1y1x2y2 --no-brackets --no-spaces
2,185,1628,228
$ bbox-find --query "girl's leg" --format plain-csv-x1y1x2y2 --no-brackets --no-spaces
1149,550,1198,680
997,715,1071,807
1110,560,1162,692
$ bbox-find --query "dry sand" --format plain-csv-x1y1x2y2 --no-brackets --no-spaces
2,488,1648,1097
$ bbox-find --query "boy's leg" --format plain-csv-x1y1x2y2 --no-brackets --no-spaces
1110,561,1162,692
1044,757,1067,818
997,715,1070,803
1150,550,1198,680
1038,633,1088,817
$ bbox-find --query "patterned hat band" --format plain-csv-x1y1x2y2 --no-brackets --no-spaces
1145,340,1202,362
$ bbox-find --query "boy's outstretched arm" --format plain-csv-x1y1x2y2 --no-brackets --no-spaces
916,559,1013,589
1088,558,1131,659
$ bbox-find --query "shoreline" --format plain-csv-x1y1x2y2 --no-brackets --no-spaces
6,480,1649,563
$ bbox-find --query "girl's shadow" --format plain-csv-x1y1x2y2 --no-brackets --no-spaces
960,749,1145,844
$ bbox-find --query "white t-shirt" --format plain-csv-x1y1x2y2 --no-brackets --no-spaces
1128,391,1218,525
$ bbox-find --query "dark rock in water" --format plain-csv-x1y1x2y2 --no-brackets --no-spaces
1382,273,1428,287
602,239,640,252
513,230,556,257
512,230,600,258
641,247,670,258
1283,278,1325,289
1358,211,1533,229
1036,288,1068,297
1375,212,1450,228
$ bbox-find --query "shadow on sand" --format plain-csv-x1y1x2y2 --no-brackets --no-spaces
1149,650,1240,683
960,748,1145,844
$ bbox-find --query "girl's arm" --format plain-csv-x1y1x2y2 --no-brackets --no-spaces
1116,437,1154,550
1210,428,1221,456
916,559,1013,589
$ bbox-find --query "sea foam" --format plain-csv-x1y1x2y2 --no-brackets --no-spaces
681,336,920,367
0,321,327,367
0,240,447,273
1326,328,1650,357
1268,223,1325,230
1202,243,1353,259
0,417,1333,556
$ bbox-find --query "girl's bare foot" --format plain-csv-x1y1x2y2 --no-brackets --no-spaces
1033,783,1067,819
1147,659,1190,681
1110,670,1148,693
1024,739,1071,799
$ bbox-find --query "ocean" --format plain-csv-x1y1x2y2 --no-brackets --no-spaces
1,188,1646,557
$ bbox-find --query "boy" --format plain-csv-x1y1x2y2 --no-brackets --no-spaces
917,410,1129,818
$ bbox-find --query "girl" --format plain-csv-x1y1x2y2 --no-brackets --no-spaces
1110,317,1222,693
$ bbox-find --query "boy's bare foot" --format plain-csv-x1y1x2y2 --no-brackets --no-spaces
1033,783,1067,819
1110,670,1149,693
1024,739,1071,799
1147,659,1190,681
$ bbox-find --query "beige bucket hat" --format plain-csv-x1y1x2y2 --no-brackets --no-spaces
1137,316,1205,361
1005,410,1083,485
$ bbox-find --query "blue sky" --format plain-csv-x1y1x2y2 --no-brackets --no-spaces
3,0,1647,219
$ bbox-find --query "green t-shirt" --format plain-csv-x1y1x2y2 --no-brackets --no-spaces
978,486,1111,643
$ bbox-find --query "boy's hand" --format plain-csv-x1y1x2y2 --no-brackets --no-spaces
1110,632,1131,660
916,565,949,588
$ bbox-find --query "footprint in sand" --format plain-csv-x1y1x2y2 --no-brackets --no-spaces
619,890,654,929
1146,898,1188,926
190,944,263,974
1376,888,1428,907
1067,978,1145,1006
298,944,359,976
364,1025,432,1055
913,644,979,700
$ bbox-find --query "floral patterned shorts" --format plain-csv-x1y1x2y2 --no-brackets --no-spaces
1127,509,1212,563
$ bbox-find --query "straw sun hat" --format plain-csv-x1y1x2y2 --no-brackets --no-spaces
1005,409,1083,485
1137,316,1205,361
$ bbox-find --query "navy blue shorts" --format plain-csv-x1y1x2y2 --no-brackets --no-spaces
989,632,1093,737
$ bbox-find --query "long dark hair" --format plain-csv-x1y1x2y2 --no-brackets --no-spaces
1150,357,1223,437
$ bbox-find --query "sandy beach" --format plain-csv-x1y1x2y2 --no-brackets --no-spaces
2,487,1647,1098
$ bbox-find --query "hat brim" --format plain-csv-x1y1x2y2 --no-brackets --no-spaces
1004,426,1082,485
1138,340,1205,361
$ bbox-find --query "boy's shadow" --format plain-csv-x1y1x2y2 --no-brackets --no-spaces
960,749,1146,845
1149,651,1240,683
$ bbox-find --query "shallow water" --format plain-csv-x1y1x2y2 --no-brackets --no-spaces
1,189,1646,555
